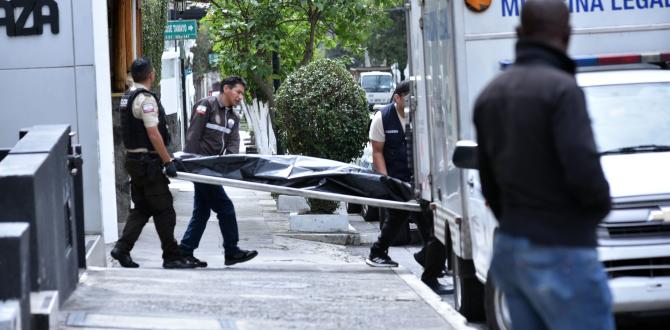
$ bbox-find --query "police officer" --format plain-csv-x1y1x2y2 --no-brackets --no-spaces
110,57,195,269
178,76,258,268
365,81,451,294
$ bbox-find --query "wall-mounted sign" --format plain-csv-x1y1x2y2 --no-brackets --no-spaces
165,20,197,40
0,0,59,36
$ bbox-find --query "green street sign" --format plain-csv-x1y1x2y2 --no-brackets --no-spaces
165,20,197,40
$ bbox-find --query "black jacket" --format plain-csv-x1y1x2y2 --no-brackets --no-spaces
184,96,240,156
473,40,611,247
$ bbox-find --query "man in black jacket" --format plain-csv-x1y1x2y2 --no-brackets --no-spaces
474,1,614,329
179,76,258,268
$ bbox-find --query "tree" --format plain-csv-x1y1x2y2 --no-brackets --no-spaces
366,2,408,80
141,0,169,92
192,26,213,81
204,0,394,106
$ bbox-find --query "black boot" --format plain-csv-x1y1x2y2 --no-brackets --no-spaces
163,258,197,269
414,251,450,277
182,255,208,268
423,278,453,295
111,248,139,268
225,249,258,266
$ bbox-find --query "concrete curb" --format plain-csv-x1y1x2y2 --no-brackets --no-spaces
392,266,476,330
275,231,361,245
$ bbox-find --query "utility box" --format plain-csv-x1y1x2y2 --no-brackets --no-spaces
0,125,81,305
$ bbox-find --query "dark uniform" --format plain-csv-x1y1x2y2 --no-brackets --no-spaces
113,83,182,262
370,103,448,284
179,95,247,260
184,96,240,155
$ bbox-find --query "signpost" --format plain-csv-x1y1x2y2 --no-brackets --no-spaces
164,20,197,40
165,19,197,151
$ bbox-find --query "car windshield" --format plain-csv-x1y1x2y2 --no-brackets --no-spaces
583,82,670,153
361,75,393,93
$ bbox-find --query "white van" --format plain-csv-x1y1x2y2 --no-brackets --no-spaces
360,71,394,111
404,0,670,328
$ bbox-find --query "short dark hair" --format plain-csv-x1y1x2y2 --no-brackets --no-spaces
130,57,153,82
219,76,247,92
393,80,411,97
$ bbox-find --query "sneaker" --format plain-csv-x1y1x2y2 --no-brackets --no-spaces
163,258,197,269
111,248,139,268
183,255,208,268
225,249,258,266
365,254,399,268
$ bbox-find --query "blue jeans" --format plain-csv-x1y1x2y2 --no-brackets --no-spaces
490,232,614,330
180,183,240,255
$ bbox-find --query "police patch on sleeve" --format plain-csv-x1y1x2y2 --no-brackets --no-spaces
142,103,156,113
196,105,207,116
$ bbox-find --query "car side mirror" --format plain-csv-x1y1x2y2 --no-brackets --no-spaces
453,140,479,169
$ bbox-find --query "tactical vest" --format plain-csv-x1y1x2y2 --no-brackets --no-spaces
381,103,411,182
119,88,171,150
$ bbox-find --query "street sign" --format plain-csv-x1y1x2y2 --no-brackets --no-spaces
165,20,197,40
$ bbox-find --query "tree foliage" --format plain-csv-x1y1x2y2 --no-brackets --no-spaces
275,59,369,163
276,59,369,214
204,0,394,105
141,0,169,91
192,26,213,80
366,2,408,79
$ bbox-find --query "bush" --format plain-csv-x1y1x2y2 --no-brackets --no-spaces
276,59,369,214
307,198,340,214
275,59,370,163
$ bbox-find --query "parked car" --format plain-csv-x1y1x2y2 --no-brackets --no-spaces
453,64,670,330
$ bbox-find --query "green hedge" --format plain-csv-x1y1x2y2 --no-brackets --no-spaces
275,59,369,163
275,59,369,214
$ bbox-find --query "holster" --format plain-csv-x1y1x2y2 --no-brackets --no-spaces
125,154,163,181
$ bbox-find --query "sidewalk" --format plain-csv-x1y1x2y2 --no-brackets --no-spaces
57,180,469,330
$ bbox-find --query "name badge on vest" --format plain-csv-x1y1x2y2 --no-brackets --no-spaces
206,123,231,134
385,129,400,134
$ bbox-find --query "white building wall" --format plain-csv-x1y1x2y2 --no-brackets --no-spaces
160,51,181,116
0,0,117,242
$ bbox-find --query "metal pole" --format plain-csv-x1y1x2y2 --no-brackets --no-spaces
180,53,189,141
176,172,423,212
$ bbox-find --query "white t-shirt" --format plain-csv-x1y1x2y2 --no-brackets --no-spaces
369,105,406,142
